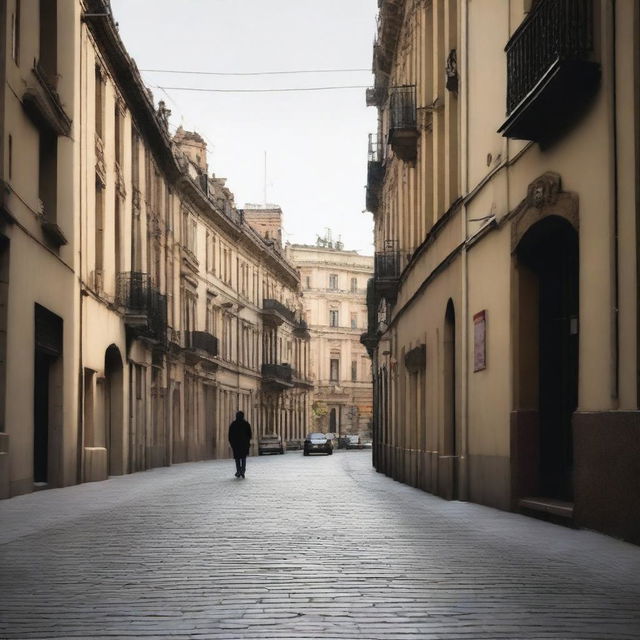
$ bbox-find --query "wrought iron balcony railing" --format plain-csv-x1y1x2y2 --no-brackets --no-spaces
374,249,401,302
117,272,167,344
388,85,418,161
262,299,296,325
499,0,599,142
261,363,294,391
185,331,219,358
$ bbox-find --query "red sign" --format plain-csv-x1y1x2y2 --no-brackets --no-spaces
473,310,486,372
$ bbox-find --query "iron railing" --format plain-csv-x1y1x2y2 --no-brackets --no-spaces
185,331,219,357
389,85,417,132
374,249,401,281
262,299,296,324
117,272,150,312
262,363,293,382
117,272,167,343
505,0,594,114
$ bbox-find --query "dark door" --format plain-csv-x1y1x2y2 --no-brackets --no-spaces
33,351,50,484
518,217,578,501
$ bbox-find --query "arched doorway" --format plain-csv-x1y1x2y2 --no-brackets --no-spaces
104,345,124,476
517,216,578,501
443,299,458,499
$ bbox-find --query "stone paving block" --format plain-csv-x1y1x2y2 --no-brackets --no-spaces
1,452,640,638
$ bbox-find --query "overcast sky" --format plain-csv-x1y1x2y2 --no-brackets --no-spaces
110,0,377,255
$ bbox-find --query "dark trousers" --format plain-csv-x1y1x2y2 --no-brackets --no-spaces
234,456,247,475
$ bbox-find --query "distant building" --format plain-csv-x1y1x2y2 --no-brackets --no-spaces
242,205,284,248
288,236,373,440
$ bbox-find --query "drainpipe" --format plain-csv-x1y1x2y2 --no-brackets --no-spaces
459,0,470,502
77,21,85,485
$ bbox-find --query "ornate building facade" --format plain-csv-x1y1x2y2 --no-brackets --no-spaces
288,238,373,440
364,0,640,544
0,0,311,498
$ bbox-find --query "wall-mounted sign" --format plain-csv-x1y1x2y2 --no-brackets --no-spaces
473,310,486,372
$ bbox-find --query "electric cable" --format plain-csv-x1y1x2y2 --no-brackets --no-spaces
141,68,371,76
154,85,370,93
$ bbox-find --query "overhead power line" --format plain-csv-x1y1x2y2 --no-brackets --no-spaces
142,67,371,77
155,85,370,93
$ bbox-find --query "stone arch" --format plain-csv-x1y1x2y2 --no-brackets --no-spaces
511,172,578,252
104,344,124,476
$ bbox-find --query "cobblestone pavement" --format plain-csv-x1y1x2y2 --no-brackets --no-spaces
1,451,640,640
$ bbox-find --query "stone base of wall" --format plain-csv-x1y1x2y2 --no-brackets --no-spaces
573,411,640,545
84,447,107,483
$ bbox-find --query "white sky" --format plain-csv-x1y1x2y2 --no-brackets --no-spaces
110,0,378,256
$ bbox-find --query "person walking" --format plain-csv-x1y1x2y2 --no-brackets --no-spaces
228,411,252,478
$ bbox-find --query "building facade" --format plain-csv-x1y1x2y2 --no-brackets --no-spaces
288,238,373,440
364,0,640,545
0,0,311,499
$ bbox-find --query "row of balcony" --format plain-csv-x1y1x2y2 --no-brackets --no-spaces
117,273,310,388
366,0,598,204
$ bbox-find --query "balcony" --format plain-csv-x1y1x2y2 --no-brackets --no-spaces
498,0,600,143
184,330,219,367
374,249,401,303
360,277,380,356
261,363,294,391
116,272,167,345
293,319,311,340
22,63,72,138
261,299,296,327
366,133,385,214
388,86,418,161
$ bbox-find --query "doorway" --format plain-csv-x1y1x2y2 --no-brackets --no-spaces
33,304,63,486
443,299,458,499
105,345,123,475
517,216,578,501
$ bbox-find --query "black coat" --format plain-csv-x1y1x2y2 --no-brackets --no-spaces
228,419,252,457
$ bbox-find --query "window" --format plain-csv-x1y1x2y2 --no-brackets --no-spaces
351,360,357,382
11,0,20,64
95,185,104,276
350,312,357,329
329,274,338,290
329,310,339,327
330,358,340,382
306,276,311,289
350,277,358,292
114,102,123,166
95,66,104,140
39,131,57,222
39,0,57,81
184,214,197,255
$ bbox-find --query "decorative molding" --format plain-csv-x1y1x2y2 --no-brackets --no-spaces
510,172,579,251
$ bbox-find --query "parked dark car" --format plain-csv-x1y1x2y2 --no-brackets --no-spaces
303,432,333,456
258,433,284,455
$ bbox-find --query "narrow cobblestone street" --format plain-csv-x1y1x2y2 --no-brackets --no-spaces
1,451,640,640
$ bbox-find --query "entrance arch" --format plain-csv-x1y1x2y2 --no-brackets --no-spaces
516,215,579,501
104,345,124,476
